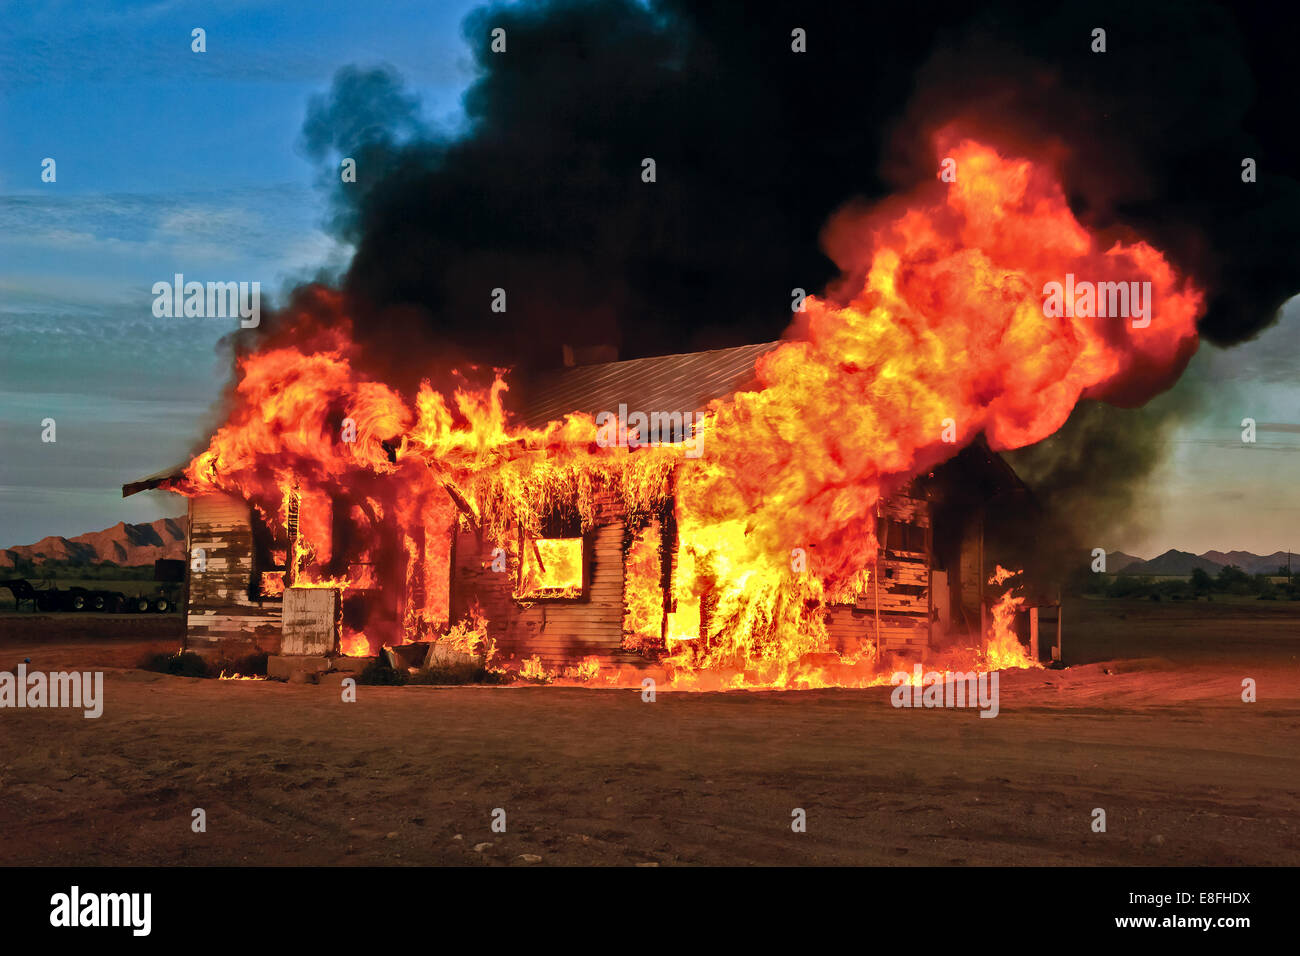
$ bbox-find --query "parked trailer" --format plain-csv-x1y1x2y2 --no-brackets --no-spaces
1,560,184,613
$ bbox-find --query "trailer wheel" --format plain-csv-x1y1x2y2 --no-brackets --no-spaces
70,594,87,611
92,594,107,611
133,597,150,614
154,597,170,613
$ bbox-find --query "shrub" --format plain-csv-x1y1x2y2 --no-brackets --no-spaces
408,662,507,685
357,661,408,685
1109,574,1152,599
1189,567,1214,594
141,650,208,678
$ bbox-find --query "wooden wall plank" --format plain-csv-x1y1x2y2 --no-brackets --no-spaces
280,587,341,655
185,491,281,650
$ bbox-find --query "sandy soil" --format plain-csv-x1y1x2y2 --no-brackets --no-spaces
0,600,1297,866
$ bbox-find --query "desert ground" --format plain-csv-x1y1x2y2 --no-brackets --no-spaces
0,600,1297,866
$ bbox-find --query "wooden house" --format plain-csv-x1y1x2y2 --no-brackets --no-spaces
473,343,1044,666
123,342,1045,665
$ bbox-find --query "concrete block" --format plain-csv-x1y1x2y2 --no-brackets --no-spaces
388,642,429,668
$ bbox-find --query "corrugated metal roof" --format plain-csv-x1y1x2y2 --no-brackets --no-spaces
518,341,780,427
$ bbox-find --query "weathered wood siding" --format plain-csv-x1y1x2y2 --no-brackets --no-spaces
185,492,281,654
449,489,642,668
825,605,930,654
450,486,935,665
826,489,933,654
280,587,340,655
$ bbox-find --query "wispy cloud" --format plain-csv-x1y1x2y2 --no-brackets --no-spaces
0,186,352,293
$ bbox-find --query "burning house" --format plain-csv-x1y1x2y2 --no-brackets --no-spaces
125,339,1058,686
451,343,1060,673
122,138,1198,688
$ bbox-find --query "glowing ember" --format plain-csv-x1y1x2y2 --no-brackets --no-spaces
518,655,549,682
174,136,1201,689
561,656,601,682
442,606,494,663
340,631,371,657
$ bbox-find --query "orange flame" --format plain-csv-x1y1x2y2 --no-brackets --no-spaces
340,631,371,657
442,605,493,663
981,566,1037,670
177,137,1199,689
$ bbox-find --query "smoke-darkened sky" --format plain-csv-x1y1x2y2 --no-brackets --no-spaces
2,0,1298,555
300,0,1300,377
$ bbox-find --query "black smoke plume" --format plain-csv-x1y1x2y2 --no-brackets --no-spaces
283,0,1298,545
298,0,1298,376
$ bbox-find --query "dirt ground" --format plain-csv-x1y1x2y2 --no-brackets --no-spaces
0,600,1297,866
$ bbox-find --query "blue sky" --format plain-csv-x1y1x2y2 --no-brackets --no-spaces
1,0,1297,557
1122,301,1300,557
0,0,484,546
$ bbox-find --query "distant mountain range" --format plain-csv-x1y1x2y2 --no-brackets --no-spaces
0,517,187,569
2,517,1292,579
1107,549,1298,577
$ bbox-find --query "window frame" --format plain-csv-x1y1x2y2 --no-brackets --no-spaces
512,530,590,602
